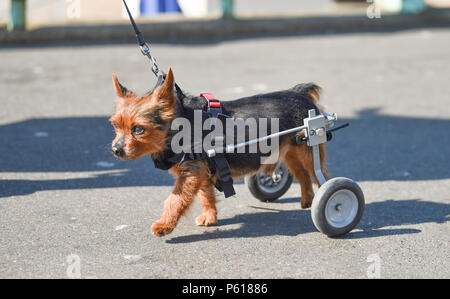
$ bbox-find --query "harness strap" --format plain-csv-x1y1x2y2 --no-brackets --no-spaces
199,94,236,198
152,90,236,198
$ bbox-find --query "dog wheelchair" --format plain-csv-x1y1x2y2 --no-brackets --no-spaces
122,0,364,238
243,110,365,237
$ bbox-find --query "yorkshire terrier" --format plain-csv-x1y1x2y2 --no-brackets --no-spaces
110,68,328,236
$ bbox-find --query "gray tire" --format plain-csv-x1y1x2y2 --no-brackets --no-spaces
245,163,293,202
311,177,365,237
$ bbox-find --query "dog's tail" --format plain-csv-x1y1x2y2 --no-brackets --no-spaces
292,83,321,104
292,83,323,111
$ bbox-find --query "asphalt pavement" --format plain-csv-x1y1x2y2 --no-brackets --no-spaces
0,27,449,278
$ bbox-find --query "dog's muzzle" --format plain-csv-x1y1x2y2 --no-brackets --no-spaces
112,135,125,158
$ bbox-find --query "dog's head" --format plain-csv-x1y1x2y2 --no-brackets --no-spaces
109,68,177,160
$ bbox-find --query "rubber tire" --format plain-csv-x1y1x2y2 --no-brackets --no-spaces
245,172,293,202
311,177,365,237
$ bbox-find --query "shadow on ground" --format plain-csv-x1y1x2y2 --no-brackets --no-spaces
166,199,449,243
0,115,173,197
0,108,449,198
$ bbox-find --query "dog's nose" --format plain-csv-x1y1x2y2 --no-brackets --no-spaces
112,146,124,157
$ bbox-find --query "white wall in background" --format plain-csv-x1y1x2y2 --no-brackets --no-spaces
425,0,450,8
178,0,333,18
178,0,221,17
0,0,10,25
9,0,128,28
234,0,332,16
27,0,66,26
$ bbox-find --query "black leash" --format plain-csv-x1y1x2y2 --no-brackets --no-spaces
123,0,161,77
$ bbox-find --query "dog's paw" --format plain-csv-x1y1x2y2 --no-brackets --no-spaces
151,221,174,237
195,213,217,227
300,199,312,209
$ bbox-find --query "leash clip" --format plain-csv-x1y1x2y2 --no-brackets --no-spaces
140,42,160,77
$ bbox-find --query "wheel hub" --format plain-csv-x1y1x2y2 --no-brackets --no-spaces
257,164,290,193
324,189,358,228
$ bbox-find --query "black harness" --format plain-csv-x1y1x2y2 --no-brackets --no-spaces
151,75,236,198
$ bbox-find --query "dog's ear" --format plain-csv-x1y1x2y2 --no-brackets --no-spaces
112,73,132,98
158,67,176,107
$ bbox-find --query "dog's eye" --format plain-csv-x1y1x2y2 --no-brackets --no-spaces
112,122,119,129
132,126,145,135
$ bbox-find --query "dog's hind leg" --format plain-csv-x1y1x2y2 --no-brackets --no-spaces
195,182,217,226
284,146,315,209
284,144,329,209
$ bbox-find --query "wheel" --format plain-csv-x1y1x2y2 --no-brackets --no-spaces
311,177,365,237
245,163,293,202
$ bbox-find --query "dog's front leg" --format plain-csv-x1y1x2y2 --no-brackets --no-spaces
195,181,217,227
151,175,202,236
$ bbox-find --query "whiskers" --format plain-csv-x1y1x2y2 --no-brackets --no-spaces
97,143,112,153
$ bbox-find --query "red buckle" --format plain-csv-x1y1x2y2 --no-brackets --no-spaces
200,93,221,108
200,93,215,101
209,101,221,108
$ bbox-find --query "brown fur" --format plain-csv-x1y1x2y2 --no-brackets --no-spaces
110,68,328,236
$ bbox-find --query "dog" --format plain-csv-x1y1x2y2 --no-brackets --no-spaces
110,68,328,236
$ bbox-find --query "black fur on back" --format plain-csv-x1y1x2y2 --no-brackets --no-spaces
173,83,322,173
